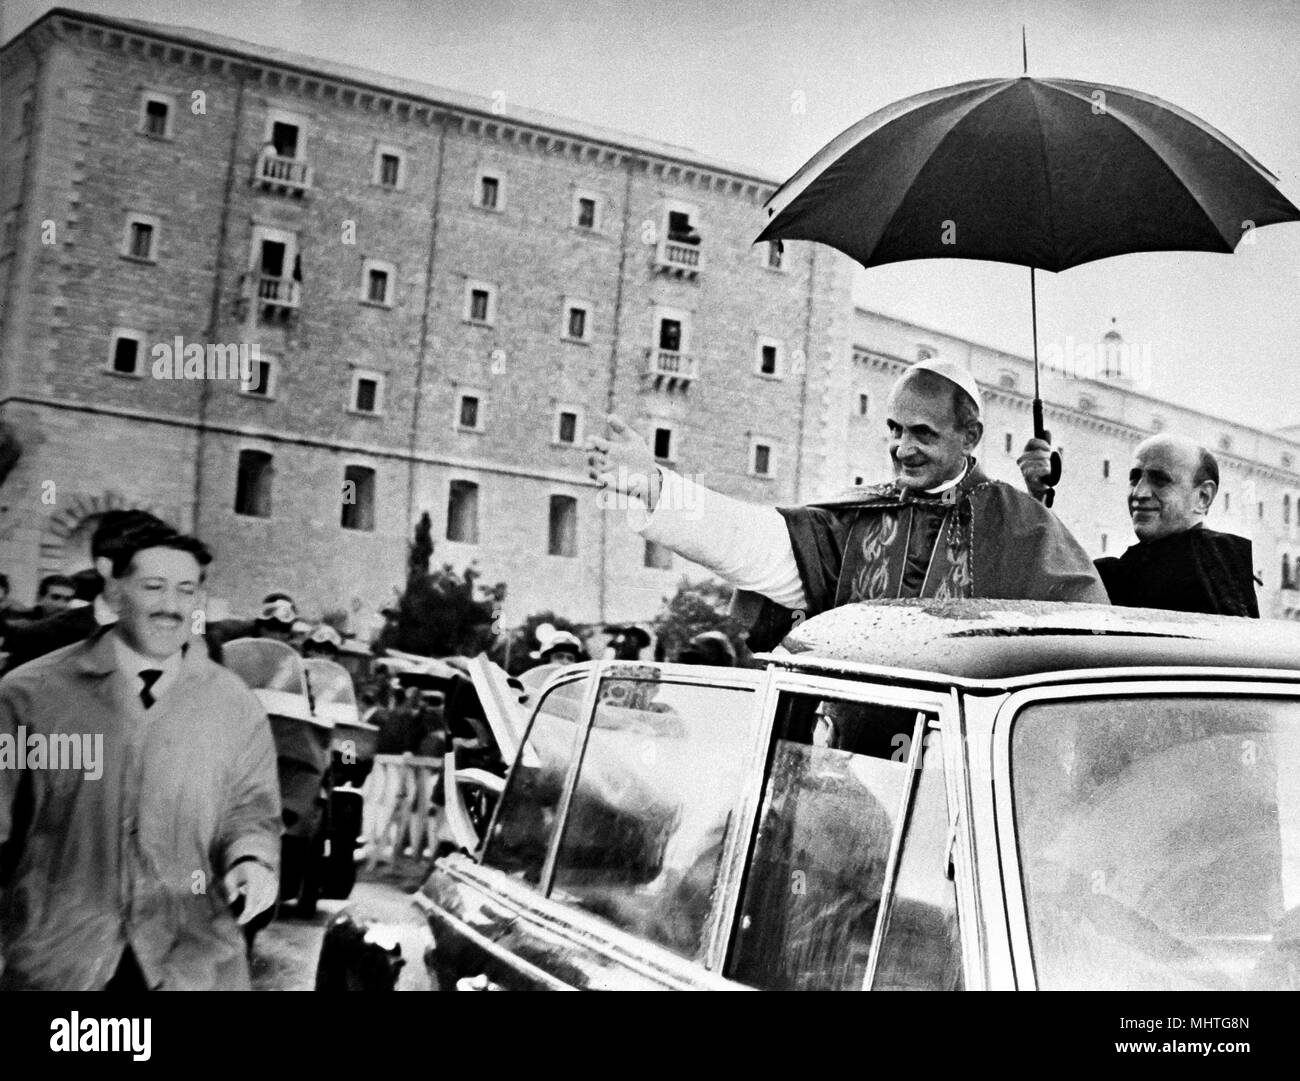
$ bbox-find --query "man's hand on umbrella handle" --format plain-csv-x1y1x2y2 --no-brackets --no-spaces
586,414,663,511
1017,438,1056,503
223,858,278,925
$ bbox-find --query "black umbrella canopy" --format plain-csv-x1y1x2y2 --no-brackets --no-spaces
758,76,1300,273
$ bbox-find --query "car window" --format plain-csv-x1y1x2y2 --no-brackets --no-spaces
478,677,586,886
547,676,759,962
1012,694,1300,991
872,725,963,990
726,692,944,990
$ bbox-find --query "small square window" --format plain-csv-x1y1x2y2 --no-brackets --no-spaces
568,307,587,340
1103,459,1110,479
752,443,772,476
478,174,501,210
447,480,479,543
556,410,579,445
108,333,142,376
653,427,674,461
548,495,578,557
1004,432,1014,454
465,281,496,325
458,394,482,430
379,154,400,187
124,218,156,261
574,194,598,230
142,97,170,137
563,298,592,342
756,340,781,377
471,290,489,321
351,371,384,415
659,318,682,352
368,269,389,304
241,356,276,398
765,241,783,270
858,393,870,417
341,465,376,531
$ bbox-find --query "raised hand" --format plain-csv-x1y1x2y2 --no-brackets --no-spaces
585,414,662,510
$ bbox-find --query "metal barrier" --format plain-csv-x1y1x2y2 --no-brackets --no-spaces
359,753,442,865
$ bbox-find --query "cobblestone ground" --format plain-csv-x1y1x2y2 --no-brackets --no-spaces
250,855,436,991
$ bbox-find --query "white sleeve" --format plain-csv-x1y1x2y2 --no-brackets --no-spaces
631,469,808,610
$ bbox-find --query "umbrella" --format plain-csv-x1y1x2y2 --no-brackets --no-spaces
757,69,1300,502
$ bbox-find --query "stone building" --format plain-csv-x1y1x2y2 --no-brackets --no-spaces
0,8,853,631
2,8,1296,630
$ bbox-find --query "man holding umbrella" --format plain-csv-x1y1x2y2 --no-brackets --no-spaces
588,357,1108,650
1020,433,1259,616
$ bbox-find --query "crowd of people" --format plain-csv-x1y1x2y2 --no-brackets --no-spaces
0,356,1265,992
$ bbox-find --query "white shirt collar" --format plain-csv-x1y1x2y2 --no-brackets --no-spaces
924,459,970,495
110,629,184,690
93,594,117,625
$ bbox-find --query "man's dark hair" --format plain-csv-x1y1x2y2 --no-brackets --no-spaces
90,509,168,561
70,567,102,602
108,523,213,579
1193,447,1219,488
37,574,75,598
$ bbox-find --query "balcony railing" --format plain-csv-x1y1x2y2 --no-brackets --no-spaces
253,151,313,195
645,348,697,390
654,238,703,278
256,275,300,308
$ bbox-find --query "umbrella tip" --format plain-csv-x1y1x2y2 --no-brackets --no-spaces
1021,25,1028,75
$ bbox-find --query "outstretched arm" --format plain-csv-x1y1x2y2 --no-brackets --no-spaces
586,415,807,609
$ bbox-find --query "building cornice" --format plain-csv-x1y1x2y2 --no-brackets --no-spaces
6,8,777,204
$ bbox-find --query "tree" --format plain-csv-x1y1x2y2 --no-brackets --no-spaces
378,513,505,657
652,577,754,666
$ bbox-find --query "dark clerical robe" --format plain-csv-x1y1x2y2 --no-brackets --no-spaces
1093,526,1258,617
738,460,1109,650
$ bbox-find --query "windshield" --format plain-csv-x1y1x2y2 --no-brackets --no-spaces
1011,693,1300,990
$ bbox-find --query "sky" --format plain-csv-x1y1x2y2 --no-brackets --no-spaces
6,0,1300,431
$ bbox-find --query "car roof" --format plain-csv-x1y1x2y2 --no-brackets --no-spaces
768,600,1300,687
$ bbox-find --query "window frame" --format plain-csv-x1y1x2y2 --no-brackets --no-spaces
360,258,396,307
121,212,160,263
477,661,770,981
749,436,774,478
233,447,274,519
561,297,593,343
445,478,481,545
239,352,278,399
105,327,146,379
716,669,960,987
475,169,505,212
572,190,601,231
651,424,676,464
372,144,407,190
464,279,498,326
348,368,385,416
137,91,175,140
263,108,310,160
553,406,583,447
991,679,1300,991
754,336,785,380
456,390,485,433
340,462,377,532
547,493,579,558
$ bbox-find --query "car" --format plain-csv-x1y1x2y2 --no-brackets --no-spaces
331,599,1300,990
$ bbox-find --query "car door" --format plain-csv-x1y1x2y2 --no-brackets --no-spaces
714,671,968,990
420,661,768,990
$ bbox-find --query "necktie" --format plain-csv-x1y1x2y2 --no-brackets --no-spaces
139,669,163,709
